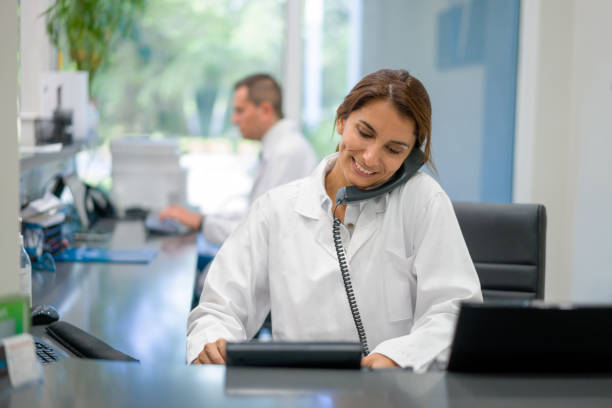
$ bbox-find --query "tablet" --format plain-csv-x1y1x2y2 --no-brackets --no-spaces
225,342,362,369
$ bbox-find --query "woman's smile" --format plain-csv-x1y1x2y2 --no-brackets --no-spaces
352,157,376,177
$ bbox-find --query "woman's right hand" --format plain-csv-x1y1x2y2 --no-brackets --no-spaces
192,338,228,365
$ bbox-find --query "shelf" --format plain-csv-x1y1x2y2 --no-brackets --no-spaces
20,141,85,172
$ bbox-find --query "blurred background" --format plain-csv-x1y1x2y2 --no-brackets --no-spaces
3,0,612,303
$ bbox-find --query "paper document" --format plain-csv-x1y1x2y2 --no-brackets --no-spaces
2,334,41,387
21,192,63,219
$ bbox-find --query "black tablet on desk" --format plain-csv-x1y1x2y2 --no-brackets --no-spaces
226,342,362,369
447,302,612,373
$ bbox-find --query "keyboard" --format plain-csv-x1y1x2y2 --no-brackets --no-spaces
34,337,66,365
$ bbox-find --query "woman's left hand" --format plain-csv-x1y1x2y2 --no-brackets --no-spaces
361,353,399,369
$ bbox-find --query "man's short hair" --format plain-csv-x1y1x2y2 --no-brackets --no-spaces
234,74,284,119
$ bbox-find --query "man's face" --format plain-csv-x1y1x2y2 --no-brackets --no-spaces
231,86,266,140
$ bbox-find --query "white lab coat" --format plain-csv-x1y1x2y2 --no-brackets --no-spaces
187,154,482,371
201,119,317,244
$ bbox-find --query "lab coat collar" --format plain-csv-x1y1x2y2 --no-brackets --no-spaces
294,153,337,219
295,153,390,261
260,119,296,160
294,153,389,220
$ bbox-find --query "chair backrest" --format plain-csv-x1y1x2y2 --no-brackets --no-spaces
453,202,547,301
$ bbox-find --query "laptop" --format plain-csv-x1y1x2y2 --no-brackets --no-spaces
447,302,612,373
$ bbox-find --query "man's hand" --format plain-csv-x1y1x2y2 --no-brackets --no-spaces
159,205,203,231
192,338,228,365
361,353,399,369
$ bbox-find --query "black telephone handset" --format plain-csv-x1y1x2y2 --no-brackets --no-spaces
333,148,425,357
335,148,425,205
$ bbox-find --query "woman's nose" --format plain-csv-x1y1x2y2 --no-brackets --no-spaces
362,145,381,166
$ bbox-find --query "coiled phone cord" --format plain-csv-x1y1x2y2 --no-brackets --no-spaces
332,206,370,356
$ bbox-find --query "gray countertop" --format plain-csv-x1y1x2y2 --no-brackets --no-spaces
3,358,612,407
31,220,197,364
10,219,612,407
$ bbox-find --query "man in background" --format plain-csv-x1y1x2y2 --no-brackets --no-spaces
160,73,317,244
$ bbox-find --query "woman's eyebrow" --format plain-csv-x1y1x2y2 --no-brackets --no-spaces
357,120,375,133
389,140,411,148
358,120,411,148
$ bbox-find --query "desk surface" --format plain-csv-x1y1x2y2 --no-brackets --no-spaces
14,220,612,407
3,359,612,407
31,220,197,364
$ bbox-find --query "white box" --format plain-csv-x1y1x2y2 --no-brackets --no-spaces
111,168,187,214
110,137,187,214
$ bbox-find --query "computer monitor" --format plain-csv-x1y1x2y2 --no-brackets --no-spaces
448,302,612,373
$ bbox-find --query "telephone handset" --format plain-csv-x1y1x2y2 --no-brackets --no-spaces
333,147,425,356
336,147,425,205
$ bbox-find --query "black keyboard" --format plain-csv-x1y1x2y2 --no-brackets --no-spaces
34,337,66,365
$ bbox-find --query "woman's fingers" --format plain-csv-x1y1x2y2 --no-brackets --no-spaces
216,338,228,362
361,353,399,369
194,339,228,365
204,342,225,364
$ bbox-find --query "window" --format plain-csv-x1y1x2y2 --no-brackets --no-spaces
82,0,287,211
301,0,362,158
94,0,286,141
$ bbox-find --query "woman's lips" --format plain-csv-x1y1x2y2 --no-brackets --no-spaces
352,157,375,177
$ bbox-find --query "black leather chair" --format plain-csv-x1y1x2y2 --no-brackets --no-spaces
453,202,547,301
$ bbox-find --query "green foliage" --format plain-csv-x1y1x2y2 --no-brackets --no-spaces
93,0,284,141
84,0,352,161
44,0,145,89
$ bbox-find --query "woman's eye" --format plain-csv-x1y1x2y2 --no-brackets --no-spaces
387,146,402,155
358,130,373,139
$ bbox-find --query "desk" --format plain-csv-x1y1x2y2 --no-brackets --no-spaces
2,359,612,407
31,220,197,364
7,220,612,407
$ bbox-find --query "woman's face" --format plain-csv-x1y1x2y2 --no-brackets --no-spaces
336,99,417,189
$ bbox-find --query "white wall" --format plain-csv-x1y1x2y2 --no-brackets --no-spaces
0,0,20,296
568,1,612,301
514,0,612,302
20,0,54,146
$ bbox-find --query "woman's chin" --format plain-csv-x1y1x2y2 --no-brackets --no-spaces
349,177,378,190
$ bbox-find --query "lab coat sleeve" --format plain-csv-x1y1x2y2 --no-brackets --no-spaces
201,212,244,245
186,196,271,364
371,192,482,372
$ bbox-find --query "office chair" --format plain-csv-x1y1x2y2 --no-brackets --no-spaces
453,202,547,301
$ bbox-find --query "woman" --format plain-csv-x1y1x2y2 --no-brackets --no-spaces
186,69,482,371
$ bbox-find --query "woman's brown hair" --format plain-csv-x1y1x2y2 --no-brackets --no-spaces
336,69,432,165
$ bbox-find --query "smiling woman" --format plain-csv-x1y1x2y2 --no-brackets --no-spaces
325,69,432,220
187,68,482,372
333,100,416,189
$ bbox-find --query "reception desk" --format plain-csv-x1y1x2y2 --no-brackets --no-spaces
30,220,198,364
3,359,612,407
2,220,612,407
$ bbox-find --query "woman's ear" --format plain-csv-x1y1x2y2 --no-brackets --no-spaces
336,117,345,135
